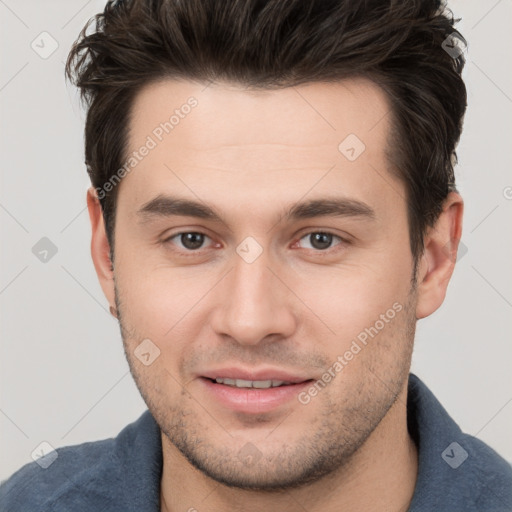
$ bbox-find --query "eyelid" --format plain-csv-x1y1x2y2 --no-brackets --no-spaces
162,231,216,251
294,230,348,252
162,228,350,255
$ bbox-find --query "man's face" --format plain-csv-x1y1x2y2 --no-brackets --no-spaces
111,78,418,488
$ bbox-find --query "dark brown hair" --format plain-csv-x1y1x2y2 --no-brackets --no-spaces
65,0,467,263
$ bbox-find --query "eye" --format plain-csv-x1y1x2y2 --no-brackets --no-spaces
296,231,344,251
162,230,347,255
164,232,213,251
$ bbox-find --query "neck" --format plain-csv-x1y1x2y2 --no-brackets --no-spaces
160,382,418,512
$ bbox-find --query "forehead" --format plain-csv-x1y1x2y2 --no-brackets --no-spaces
117,77,404,225
129,77,391,151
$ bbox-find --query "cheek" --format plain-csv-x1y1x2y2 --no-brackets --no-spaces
116,259,216,346
295,256,411,346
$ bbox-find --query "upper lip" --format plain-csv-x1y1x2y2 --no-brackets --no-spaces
200,367,312,384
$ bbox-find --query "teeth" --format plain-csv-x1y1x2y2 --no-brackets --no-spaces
214,378,290,388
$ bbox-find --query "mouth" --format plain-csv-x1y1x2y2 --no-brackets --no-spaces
208,377,298,389
198,369,314,413
200,367,312,384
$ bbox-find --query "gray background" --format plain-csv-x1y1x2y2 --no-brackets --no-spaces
1,0,511,481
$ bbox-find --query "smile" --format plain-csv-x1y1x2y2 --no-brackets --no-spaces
213,378,292,388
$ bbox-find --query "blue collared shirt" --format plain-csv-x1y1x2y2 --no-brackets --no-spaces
1,374,511,511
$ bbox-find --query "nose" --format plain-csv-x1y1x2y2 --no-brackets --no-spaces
210,246,297,346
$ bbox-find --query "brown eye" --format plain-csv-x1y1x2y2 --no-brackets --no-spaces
165,232,211,251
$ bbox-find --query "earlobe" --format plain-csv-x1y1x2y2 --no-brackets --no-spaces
415,191,464,319
86,187,116,310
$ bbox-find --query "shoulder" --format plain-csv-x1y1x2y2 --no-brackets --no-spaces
0,438,119,511
0,411,159,512
408,374,512,511
461,433,512,509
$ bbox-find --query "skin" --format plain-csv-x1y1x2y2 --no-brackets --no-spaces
87,77,463,512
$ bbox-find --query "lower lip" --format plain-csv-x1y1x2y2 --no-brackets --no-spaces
200,377,312,414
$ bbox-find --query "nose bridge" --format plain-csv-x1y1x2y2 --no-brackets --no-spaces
232,247,272,306
212,242,295,345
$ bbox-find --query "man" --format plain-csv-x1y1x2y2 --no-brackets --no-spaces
1,0,511,510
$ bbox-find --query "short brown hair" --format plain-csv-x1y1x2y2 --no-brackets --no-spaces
65,0,467,262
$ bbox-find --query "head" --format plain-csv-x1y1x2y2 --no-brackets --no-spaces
67,0,466,490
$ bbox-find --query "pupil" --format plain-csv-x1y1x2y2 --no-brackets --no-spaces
311,233,332,250
179,233,333,251
181,233,204,250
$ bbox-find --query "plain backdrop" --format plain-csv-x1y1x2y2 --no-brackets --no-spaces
1,0,511,482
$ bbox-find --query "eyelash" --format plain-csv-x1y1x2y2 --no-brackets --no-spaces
162,230,349,256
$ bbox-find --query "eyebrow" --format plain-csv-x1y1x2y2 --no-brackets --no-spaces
137,194,376,226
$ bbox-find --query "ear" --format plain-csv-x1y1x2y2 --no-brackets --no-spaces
87,187,116,315
415,191,464,319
